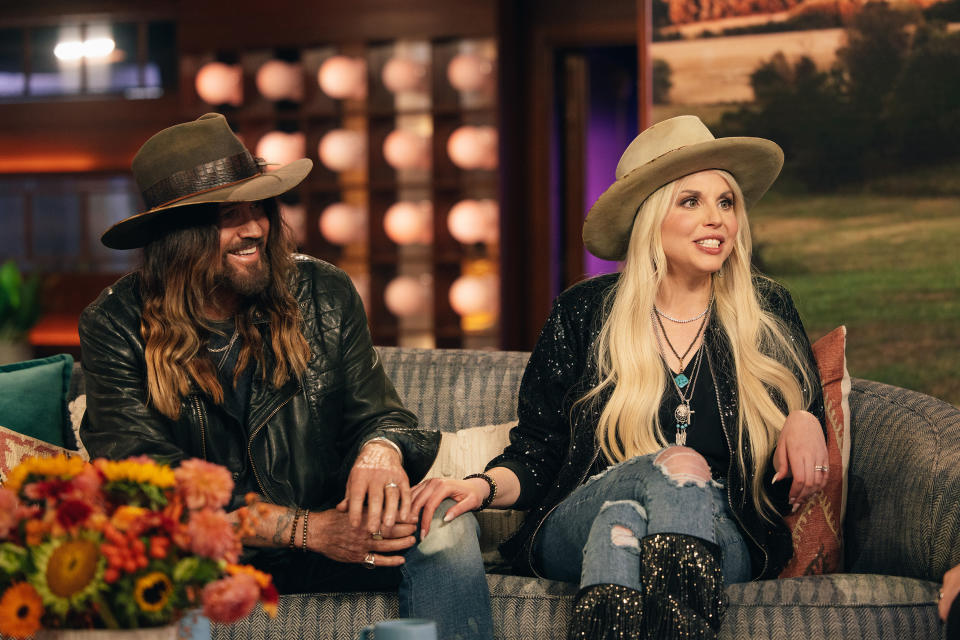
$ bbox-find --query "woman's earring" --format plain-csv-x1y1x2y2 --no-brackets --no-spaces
716,264,724,278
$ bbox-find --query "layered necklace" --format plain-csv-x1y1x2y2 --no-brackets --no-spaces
652,296,711,446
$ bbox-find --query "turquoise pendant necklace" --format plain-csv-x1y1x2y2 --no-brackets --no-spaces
653,307,709,445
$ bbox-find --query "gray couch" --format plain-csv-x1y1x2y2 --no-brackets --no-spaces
71,347,960,639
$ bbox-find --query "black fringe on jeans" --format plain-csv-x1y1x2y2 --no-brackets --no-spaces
567,583,645,640
565,533,727,640
640,533,727,639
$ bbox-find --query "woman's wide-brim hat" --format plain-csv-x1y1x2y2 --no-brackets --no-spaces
101,113,313,250
582,115,783,261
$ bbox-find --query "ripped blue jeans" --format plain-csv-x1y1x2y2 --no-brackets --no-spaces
532,446,751,590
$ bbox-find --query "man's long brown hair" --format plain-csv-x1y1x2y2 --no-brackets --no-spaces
139,199,311,420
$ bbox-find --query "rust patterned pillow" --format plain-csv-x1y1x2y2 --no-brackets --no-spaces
779,325,851,577
0,424,85,484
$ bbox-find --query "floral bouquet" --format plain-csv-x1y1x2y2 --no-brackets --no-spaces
0,455,278,638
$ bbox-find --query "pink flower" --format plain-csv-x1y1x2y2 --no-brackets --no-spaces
175,459,234,510
187,510,241,562
202,574,259,623
68,465,103,501
0,488,20,538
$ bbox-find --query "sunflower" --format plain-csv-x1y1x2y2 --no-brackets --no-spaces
0,582,44,639
30,535,105,616
4,455,86,494
134,572,173,613
95,459,175,488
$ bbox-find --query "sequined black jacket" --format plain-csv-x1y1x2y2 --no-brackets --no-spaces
79,255,440,511
489,273,824,580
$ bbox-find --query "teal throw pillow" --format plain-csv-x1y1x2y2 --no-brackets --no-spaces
0,354,74,447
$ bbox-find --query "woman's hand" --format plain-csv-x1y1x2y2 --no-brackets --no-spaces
410,477,491,538
940,564,960,621
337,440,411,533
772,410,829,510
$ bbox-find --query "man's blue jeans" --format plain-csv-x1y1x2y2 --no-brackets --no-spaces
532,447,752,590
252,499,494,640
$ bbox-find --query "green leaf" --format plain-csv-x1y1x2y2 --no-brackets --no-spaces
0,542,28,575
0,260,22,309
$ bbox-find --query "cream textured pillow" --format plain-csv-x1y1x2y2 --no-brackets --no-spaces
0,424,87,484
424,421,524,557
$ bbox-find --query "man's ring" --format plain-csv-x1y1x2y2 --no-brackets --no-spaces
371,529,383,541
814,465,829,472
363,553,376,569
384,481,399,490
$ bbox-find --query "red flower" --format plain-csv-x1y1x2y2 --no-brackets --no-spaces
56,499,93,529
23,479,68,502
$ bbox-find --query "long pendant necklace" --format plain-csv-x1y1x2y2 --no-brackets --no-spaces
652,310,708,445
654,308,708,388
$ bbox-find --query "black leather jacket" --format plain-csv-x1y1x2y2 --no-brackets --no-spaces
79,255,440,512
489,273,824,581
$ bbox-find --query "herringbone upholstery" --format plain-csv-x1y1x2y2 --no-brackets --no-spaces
71,346,958,639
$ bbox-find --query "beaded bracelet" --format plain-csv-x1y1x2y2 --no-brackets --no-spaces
301,509,310,552
463,473,497,511
288,507,302,550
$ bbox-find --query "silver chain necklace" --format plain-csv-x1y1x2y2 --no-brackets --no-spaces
206,330,239,370
654,301,710,324
653,312,706,446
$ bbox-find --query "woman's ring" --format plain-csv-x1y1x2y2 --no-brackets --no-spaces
363,553,376,569
371,529,383,541
384,481,399,490
939,589,945,601
814,465,829,472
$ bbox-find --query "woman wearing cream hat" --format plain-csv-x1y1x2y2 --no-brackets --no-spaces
412,115,828,638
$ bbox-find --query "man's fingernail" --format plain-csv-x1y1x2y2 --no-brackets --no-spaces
791,503,800,513
443,513,452,522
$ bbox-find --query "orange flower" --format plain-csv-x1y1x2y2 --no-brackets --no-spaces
110,506,149,532
225,563,272,589
0,582,44,639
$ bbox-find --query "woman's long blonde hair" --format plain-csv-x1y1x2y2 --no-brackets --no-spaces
139,200,310,420
579,170,814,519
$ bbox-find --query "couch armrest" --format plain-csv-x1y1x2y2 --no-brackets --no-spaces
844,378,960,580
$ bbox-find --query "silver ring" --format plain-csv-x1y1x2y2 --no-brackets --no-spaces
384,481,399,490
939,589,945,601
362,553,376,569
814,465,829,472
371,529,383,541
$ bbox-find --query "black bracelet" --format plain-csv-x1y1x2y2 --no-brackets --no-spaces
464,473,497,511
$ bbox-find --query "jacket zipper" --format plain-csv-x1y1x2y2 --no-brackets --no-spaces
707,347,768,581
190,395,208,460
246,388,299,504
526,445,601,579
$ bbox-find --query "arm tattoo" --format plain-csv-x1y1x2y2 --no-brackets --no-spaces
272,508,295,546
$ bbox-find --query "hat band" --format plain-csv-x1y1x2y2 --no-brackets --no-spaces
141,151,262,210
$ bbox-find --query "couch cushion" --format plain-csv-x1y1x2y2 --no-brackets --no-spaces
377,347,528,432
780,326,851,577
0,354,74,447
209,574,940,640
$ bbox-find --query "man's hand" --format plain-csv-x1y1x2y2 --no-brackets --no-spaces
940,564,960,621
772,410,829,511
337,440,411,533
308,508,416,567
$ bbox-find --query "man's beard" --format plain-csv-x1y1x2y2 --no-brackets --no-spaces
216,241,271,297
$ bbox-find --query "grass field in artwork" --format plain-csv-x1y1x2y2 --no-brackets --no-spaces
749,191,960,406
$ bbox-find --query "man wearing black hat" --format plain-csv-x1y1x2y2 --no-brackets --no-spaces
79,113,494,639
